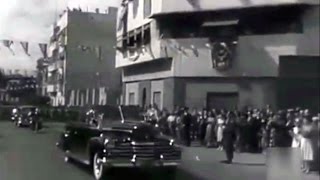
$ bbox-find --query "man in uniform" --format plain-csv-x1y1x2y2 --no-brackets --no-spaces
223,116,237,164
182,107,192,147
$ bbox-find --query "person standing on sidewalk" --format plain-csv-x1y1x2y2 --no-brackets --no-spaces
182,107,192,147
223,116,237,164
216,114,225,150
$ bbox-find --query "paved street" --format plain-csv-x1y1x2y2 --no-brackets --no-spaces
0,121,318,180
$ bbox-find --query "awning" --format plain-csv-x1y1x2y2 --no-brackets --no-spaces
202,19,239,27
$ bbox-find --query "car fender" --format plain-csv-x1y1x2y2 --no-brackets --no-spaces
88,137,105,165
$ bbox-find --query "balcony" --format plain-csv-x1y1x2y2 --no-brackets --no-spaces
49,41,59,53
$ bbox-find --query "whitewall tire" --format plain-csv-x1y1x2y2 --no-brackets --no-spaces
93,153,106,180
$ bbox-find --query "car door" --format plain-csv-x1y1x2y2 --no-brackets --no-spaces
65,124,81,153
78,126,102,160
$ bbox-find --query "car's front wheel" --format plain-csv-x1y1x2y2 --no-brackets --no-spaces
93,153,107,180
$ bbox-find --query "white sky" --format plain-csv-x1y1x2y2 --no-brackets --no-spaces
0,0,120,71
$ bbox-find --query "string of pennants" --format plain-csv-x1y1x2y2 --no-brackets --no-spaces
0,39,48,58
113,36,236,61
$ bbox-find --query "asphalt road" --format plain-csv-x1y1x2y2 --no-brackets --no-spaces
0,121,315,180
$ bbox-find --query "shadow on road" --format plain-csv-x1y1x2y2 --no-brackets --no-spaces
69,159,205,180
220,160,265,166
231,162,265,166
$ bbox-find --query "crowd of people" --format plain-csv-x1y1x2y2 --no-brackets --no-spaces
144,104,320,171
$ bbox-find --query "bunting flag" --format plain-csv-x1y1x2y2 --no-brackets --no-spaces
1,40,48,57
118,0,129,30
2,40,13,48
20,42,30,56
95,46,102,61
2,40,15,55
190,45,199,57
38,43,48,58
177,45,188,56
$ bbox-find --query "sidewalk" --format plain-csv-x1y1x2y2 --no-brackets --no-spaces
180,144,319,180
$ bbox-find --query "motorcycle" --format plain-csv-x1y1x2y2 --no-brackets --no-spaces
11,113,19,122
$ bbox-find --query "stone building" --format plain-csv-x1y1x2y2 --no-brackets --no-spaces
116,0,319,111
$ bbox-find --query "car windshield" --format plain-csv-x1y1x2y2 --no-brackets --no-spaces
94,105,143,121
132,125,161,142
21,107,36,114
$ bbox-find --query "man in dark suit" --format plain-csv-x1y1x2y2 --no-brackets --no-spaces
182,107,192,147
223,117,237,164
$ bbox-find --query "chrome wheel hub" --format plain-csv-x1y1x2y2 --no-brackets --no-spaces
93,154,103,179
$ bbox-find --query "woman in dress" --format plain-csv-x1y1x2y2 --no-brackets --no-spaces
204,111,215,147
290,119,302,148
300,114,314,173
216,114,225,151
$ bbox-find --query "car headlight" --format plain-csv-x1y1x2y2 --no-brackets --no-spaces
104,139,109,146
169,139,174,146
64,133,69,137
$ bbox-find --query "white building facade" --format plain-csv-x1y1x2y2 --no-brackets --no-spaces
46,7,121,107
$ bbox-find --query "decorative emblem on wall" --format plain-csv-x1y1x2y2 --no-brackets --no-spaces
210,40,236,71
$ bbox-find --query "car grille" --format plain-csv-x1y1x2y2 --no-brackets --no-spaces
110,142,181,160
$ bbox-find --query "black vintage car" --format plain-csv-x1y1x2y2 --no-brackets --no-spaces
13,106,37,127
57,105,181,180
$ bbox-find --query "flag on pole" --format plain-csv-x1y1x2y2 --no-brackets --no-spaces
20,42,30,56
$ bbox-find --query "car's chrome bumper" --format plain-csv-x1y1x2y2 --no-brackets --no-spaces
101,158,181,168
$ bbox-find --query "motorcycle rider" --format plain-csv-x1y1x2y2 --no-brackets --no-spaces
11,107,19,122
28,108,42,132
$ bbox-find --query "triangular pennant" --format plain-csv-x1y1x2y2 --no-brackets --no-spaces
190,45,199,57
2,40,15,55
38,43,48,58
20,42,30,56
120,2,129,21
95,46,102,61
2,40,13,48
